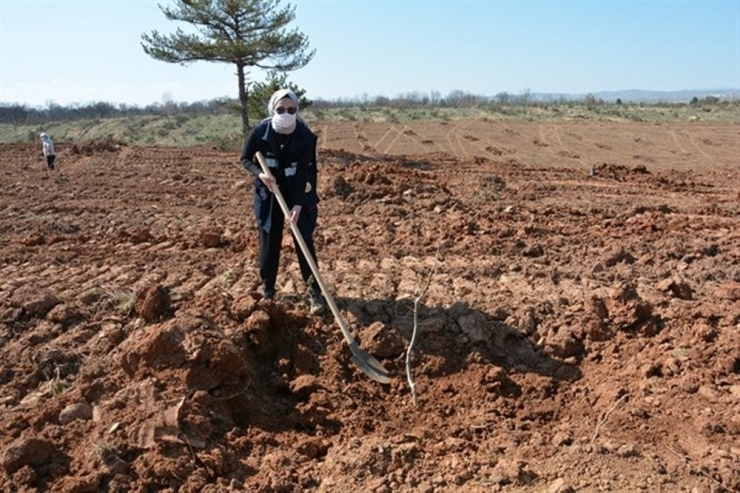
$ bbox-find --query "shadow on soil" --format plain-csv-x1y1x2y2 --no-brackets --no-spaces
339,295,582,387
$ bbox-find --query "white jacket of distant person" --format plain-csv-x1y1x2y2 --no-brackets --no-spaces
40,132,56,170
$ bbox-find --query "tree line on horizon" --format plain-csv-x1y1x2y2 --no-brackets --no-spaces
0,91,732,126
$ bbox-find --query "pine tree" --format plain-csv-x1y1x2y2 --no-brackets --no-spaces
141,0,314,133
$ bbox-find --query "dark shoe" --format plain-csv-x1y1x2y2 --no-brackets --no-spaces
262,285,275,300
307,288,325,315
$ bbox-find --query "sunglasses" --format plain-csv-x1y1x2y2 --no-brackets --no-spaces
275,106,297,115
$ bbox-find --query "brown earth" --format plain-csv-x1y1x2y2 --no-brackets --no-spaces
0,120,738,493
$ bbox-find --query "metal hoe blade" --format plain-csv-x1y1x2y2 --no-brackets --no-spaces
349,341,391,384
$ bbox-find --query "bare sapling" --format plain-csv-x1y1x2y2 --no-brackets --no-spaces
406,259,437,405
590,393,628,447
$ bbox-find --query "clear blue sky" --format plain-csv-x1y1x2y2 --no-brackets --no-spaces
1,0,738,107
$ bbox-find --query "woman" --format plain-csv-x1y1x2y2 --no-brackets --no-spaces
240,89,325,315
40,132,56,170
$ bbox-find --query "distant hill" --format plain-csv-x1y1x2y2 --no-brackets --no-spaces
534,88,739,103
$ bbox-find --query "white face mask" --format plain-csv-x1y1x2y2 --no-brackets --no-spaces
271,112,297,134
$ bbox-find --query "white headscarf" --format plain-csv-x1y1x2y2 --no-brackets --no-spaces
40,132,49,140
267,89,310,134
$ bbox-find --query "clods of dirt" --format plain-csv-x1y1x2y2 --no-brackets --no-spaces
1,120,739,492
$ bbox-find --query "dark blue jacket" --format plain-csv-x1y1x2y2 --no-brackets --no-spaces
240,118,320,226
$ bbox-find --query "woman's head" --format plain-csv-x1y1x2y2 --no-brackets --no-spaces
268,89,300,135
268,89,299,116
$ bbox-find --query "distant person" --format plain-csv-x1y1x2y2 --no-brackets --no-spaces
40,132,55,170
240,89,325,315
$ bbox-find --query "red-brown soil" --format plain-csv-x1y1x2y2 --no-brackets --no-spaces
1,120,738,492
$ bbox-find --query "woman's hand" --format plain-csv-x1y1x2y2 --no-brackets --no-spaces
258,172,277,192
288,205,302,225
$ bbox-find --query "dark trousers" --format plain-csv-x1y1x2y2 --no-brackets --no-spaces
258,200,319,293
46,155,55,169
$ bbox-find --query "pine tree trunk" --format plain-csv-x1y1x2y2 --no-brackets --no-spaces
237,64,250,134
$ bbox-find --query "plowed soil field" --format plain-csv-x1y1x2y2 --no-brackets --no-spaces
1,120,738,492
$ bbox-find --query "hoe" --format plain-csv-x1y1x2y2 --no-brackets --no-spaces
255,152,391,384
